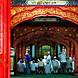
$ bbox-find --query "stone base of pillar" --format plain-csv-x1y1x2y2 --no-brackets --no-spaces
73,73,78,76
73,70,78,76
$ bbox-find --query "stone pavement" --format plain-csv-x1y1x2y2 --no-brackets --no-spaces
11,74,78,78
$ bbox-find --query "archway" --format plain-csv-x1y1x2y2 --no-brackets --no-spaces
11,6,78,29
11,16,78,75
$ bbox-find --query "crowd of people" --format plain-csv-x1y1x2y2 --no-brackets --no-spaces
17,52,75,75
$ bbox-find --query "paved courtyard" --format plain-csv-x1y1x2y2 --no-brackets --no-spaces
11,74,78,78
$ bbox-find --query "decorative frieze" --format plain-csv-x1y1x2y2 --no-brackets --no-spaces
11,6,78,28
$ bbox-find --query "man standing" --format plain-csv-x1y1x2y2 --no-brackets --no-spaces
58,52,67,73
25,52,31,74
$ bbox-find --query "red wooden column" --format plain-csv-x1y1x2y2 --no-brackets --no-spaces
0,1,6,78
74,43,78,74
0,0,10,78
14,46,18,62
0,0,4,78
66,46,70,57
0,1,4,78
21,44,26,59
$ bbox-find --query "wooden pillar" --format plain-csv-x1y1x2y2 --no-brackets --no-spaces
18,44,22,59
0,2,4,78
0,0,10,78
21,44,25,59
67,42,73,57
14,46,19,62
69,41,71,57
30,44,32,56
74,43,78,74
35,44,37,58
35,44,39,58
72,44,75,57
69,42,73,57
66,46,70,57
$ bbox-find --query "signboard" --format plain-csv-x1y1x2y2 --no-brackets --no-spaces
10,48,15,56
10,48,15,75
26,0,68,5
33,17,61,22
10,58,14,71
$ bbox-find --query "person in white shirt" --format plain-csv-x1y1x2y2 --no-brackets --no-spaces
38,58,44,74
72,57,75,72
52,57,60,73
44,60,51,74
30,60,36,74
66,57,72,73
17,59,25,73
34,59,38,74
42,55,47,66
58,52,67,73
47,51,51,65
22,59,27,73
47,51,51,61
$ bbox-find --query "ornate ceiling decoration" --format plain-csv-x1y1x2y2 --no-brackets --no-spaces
11,6,78,28
12,25,78,47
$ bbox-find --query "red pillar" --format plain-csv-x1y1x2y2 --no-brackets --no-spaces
0,1,4,78
0,0,10,78
21,44,25,58
74,43,78,74
66,46,70,57
15,46,18,62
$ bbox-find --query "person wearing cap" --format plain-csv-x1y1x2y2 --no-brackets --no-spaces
66,57,73,73
30,60,36,74
38,58,44,74
52,57,59,73
17,58,25,73
24,52,31,74
47,51,51,60
47,51,51,64
44,60,51,74
25,52,31,62
42,55,47,66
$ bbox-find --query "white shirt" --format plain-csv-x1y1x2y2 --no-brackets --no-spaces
30,63,36,71
17,61,24,72
47,55,51,60
42,59,47,66
58,53,66,62
44,63,51,74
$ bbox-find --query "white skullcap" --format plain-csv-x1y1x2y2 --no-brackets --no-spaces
48,51,50,54
44,55,47,59
69,57,72,60
54,56,56,58
25,52,28,55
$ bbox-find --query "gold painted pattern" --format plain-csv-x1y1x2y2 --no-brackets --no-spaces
11,6,78,28
11,6,35,16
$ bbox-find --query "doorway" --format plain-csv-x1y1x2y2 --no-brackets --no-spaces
10,16,77,76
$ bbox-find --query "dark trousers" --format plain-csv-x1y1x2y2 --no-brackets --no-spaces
38,66,44,74
61,62,67,73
